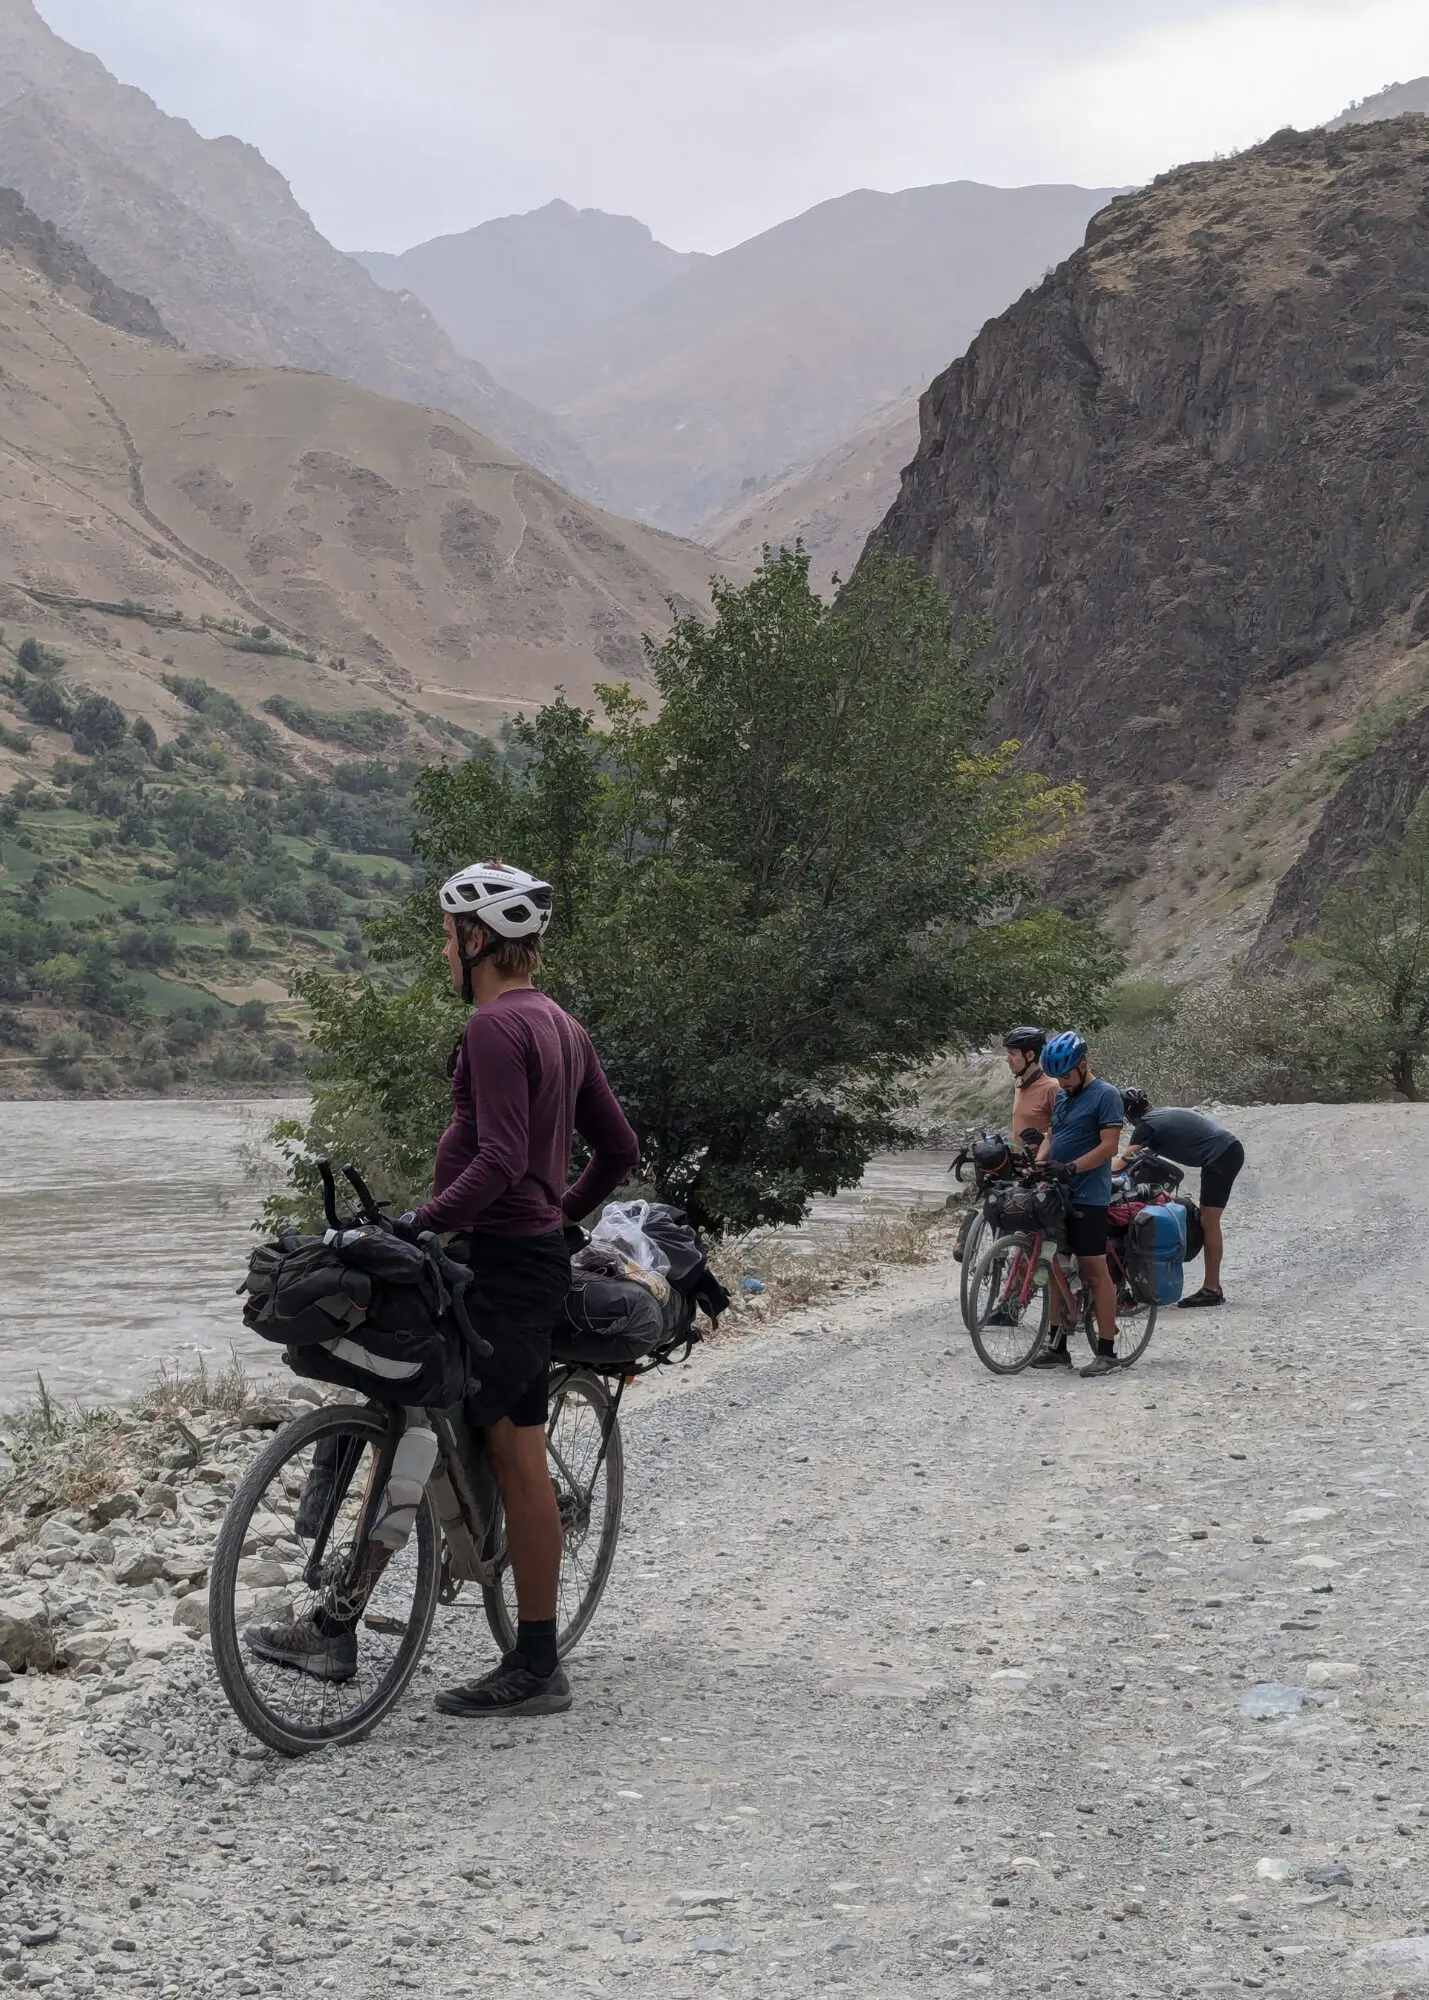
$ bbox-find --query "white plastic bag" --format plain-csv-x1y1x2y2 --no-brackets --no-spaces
589,1200,671,1275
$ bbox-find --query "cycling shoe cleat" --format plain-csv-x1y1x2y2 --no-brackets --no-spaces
244,1615,358,1682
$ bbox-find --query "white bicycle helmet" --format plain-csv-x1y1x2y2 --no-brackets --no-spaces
439,863,553,1000
438,862,553,939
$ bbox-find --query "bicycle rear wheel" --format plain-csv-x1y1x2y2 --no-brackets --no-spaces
209,1403,440,1755
483,1369,625,1658
958,1210,988,1331
968,1233,1050,1374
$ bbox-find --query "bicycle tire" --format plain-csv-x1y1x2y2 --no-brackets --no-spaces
1079,1287,1158,1367
209,1403,441,1756
968,1232,1050,1374
958,1210,988,1331
483,1369,625,1658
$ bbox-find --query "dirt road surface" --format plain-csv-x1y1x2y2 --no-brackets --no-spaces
3,1103,1429,1998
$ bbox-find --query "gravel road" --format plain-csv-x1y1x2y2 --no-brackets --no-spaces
4,1103,1429,1998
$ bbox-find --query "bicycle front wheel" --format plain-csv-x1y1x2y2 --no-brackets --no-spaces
209,1403,441,1755
484,1369,625,1658
969,1233,1050,1374
958,1210,988,1331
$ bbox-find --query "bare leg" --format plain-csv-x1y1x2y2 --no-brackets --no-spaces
484,1416,560,1623
1081,1254,1118,1346
1200,1207,1225,1293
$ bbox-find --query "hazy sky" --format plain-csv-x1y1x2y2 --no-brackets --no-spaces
33,0,1429,252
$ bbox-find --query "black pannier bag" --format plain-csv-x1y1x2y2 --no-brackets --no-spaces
550,1202,727,1369
985,1181,1068,1244
241,1225,473,1408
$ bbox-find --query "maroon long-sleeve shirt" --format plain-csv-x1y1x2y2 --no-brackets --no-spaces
413,988,640,1238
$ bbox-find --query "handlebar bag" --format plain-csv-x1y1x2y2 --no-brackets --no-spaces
241,1230,469,1407
987,1182,1067,1244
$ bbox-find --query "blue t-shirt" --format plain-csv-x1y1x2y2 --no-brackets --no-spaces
1050,1077,1124,1207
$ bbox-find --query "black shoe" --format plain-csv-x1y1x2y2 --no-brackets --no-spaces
1177,1287,1224,1309
435,1655,573,1718
1030,1340,1072,1368
244,1615,357,1683
984,1304,1020,1327
1079,1351,1121,1379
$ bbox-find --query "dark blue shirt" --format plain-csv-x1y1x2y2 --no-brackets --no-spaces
1129,1108,1237,1168
1051,1076,1124,1206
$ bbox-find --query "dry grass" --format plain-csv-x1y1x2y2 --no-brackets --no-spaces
708,1202,957,1323
1,1351,256,1522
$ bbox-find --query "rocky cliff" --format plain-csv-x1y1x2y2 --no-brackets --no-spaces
872,116,1429,942
0,181,169,341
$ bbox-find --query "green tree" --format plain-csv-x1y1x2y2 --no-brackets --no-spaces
1308,793,1429,1099
285,548,1117,1233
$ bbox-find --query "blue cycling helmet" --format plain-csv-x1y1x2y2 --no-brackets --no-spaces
1042,1031,1088,1078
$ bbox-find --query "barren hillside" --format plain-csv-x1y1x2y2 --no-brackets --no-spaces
871,116,1429,978
701,397,920,595
0,0,596,496
0,227,720,756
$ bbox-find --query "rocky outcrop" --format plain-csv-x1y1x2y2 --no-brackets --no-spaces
0,183,170,340
1252,701,1429,963
872,118,1429,820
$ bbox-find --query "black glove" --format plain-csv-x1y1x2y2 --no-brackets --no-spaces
1041,1159,1074,1184
393,1210,421,1244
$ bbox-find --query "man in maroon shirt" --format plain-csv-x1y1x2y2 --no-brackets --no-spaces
414,862,639,1718
245,860,638,1713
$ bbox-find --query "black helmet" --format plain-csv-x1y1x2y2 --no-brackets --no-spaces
1001,1026,1045,1055
1122,1087,1151,1121
970,1132,1013,1176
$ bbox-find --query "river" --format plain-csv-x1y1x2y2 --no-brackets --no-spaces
0,1100,956,1410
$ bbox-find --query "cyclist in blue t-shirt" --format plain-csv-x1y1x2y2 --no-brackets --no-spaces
1034,1032,1125,1378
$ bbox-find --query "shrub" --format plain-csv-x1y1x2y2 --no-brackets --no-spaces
281,546,1116,1233
236,999,268,1031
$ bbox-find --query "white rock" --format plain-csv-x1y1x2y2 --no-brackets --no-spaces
173,1595,210,1639
1304,1660,1361,1687
1255,1858,1296,1883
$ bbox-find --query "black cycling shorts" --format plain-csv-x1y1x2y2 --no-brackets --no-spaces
1066,1204,1109,1259
457,1229,569,1430
1200,1140,1245,1211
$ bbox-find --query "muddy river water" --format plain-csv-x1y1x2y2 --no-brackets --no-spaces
0,1100,956,1408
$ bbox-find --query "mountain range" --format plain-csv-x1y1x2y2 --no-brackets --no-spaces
365,180,1122,533
0,0,599,498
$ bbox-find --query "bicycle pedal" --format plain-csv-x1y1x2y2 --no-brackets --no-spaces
363,1610,406,1635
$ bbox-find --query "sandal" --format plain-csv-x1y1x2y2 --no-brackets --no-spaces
1177,1286,1224,1309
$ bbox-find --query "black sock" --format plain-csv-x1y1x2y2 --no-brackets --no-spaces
1096,1338,1116,1357
516,1618,558,1678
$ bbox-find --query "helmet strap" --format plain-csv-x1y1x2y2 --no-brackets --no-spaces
458,928,503,1005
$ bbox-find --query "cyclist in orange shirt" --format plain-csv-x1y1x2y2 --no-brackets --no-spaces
1003,1027,1059,1151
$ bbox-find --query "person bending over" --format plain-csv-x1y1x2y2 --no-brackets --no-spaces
1034,1033,1125,1379
1119,1090,1243,1309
